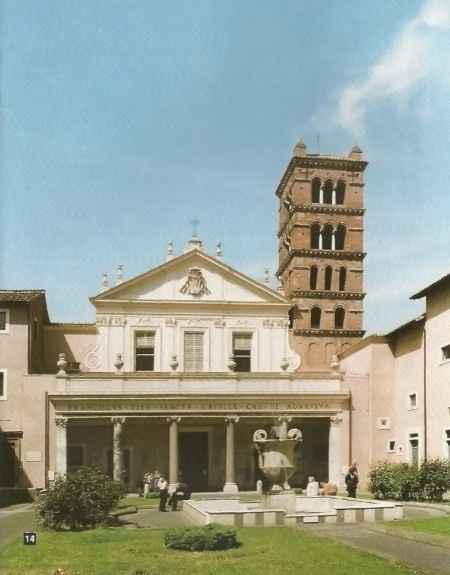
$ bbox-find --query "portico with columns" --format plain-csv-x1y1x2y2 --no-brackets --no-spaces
49,387,350,492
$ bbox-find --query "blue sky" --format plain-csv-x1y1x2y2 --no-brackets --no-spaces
1,0,449,333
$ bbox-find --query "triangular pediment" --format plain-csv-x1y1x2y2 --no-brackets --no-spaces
91,250,288,305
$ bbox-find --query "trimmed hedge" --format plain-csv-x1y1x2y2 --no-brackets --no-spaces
164,524,240,551
369,459,450,501
36,466,124,530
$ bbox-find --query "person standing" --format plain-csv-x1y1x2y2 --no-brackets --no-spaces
143,471,152,498
345,463,359,498
157,475,168,511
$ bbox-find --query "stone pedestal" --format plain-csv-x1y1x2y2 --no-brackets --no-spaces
262,490,296,513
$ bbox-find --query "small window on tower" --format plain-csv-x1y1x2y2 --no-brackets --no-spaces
336,181,345,204
324,266,332,290
339,267,347,291
311,178,321,203
311,307,321,329
310,266,318,290
233,333,252,372
388,440,396,453
334,308,345,329
409,393,417,409
323,180,333,204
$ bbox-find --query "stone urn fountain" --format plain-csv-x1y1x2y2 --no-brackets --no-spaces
253,421,302,492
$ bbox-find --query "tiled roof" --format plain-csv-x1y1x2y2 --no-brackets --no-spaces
410,272,450,300
0,290,46,303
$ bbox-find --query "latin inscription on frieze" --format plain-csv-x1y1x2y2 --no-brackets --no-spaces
56,397,335,414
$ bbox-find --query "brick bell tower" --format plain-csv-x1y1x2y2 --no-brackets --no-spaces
276,139,368,370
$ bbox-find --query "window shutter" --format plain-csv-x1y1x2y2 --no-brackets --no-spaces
184,332,204,372
233,333,252,351
136,332,155,348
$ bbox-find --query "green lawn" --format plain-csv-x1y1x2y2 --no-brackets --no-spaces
0,526,425,575
388,516,450,537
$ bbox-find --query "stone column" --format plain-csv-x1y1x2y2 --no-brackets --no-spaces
167,416,181,490
112,417,126,482
331,228,336,250
55,416,68,477
223,416,239,493
328,415,343,487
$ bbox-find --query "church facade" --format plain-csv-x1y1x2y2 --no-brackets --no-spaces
0,231,349,494
1,141,448,495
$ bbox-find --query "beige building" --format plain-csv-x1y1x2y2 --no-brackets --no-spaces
0,236,350,493
341,272,450,485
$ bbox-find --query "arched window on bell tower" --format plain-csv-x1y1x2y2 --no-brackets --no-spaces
335,224,346,250
339,267,347,291
310,223,321,249
335,307,345,329
310,266,318,290
311,178,321,203
311,306,321,329
336,180,345,205
322,224,333,250
324,266,333,290
323,180,333,204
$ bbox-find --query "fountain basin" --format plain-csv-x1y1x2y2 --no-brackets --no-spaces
182,496,403,527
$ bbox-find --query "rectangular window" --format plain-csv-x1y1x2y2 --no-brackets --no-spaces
0,310,9,333
445,430,450,460
409,393,417,409
0,371,6,400
388,440,396,452
184,332,204,372
409,433,419,467
135,332,155,371
233,333,252,372
442,344,450,361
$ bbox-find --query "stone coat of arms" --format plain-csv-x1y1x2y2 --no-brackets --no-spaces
180,267,211,297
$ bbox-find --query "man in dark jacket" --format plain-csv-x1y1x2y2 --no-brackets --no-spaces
345,463,359,498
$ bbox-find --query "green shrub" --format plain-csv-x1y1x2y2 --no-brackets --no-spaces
369,459,450,501
36,466,124,530
417,459,450,501
164,524,239,551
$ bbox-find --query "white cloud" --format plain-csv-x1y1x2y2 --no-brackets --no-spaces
337,0,450,137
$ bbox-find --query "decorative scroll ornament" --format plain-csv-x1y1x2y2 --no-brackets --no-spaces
287,428,302,441
253,429,268,442
180,268,211,297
